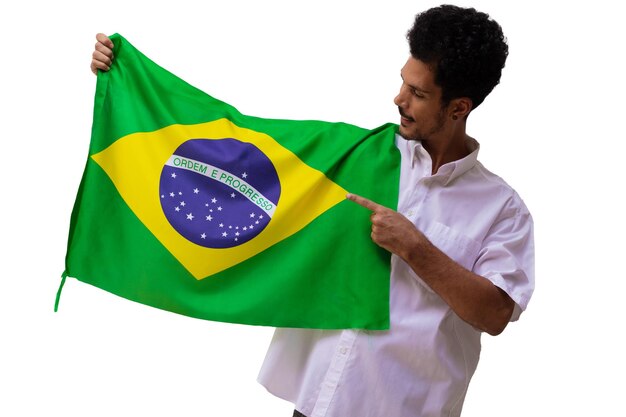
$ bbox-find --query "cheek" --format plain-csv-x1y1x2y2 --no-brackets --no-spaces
414,105,442,125
406,100,428,118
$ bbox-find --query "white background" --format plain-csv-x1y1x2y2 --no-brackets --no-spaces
1,0,624,416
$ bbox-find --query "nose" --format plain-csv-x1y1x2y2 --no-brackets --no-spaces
393,93,402,107
394,84,408,108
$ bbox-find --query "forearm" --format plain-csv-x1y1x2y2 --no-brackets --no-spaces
401,231,515,336
345,193,516,334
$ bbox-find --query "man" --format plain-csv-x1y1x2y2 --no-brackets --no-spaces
91,5,534,417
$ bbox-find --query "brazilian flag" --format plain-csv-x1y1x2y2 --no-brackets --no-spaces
59,34,400,330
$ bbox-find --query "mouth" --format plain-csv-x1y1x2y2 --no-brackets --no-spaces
398,108,414,125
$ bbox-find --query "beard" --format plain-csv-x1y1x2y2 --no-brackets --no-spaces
398,106,447,142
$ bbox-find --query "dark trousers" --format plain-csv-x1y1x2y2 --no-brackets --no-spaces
293,410,307,417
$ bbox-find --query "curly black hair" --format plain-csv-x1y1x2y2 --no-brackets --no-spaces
407,5,508,110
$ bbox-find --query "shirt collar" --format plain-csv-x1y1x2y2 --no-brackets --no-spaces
404,137,480,186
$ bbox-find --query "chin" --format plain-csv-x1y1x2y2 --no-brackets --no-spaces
398,126,419,142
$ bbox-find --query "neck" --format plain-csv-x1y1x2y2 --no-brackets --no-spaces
422,125,471,175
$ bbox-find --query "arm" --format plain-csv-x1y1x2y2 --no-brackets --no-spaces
347,193,515,336
90,33,114,74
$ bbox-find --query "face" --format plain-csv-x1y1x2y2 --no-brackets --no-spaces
394,57,448,142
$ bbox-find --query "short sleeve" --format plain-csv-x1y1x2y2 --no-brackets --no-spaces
473,197,535,322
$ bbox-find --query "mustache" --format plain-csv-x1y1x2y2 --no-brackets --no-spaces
398,107,414,121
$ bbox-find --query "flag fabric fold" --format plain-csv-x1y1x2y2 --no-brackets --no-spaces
62,33,400,330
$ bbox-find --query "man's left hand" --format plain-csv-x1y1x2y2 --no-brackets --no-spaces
346,193,421,260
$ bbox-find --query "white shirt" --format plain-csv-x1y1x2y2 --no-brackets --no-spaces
258,135,534,417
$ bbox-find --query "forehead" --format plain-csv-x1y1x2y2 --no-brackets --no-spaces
401,57,438,92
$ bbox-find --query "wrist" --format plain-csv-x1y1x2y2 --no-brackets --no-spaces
402,228,430,266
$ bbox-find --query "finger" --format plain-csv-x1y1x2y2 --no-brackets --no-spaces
92,49,112,66
90,53,111,74
346,193,384,212
91,61,109,74
95,41,114,59
96,33,114,49
91,61,110,74
91,34,114,75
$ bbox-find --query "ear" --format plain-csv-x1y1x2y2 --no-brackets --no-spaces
448,97,473,120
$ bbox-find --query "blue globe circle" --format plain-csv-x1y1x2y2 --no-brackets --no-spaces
159,138,281,248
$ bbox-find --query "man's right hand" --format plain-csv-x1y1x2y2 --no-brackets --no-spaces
90,33,114,75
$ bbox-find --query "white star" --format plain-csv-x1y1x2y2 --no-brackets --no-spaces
228,225,232,229
201,233,206,239
175,207,180,212
205,203,209,207
234,238,238,242
259,215,264,219
231,193,236,198
171,173,177,178
211,197,217,203
161,194,164,199
186,213,194,220
219,223,224,228
178,191,183,195
249,225,254,229
235,232,240,236
255,220,259,224
222,232,228,237
206,215,213,221
180,201,186,207
243,226,248,231
194,188,199,194
210,209,213,213
169,192,175,197
218,206,223,211
250,213,255,218
242,172,248,178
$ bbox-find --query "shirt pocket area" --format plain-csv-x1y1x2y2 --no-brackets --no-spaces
423,221,481,271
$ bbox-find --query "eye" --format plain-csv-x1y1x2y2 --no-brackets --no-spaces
411,88,424,98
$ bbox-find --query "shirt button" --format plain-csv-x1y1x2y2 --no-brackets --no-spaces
340,347,348,355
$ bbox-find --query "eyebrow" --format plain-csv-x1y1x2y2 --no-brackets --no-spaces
400,72,431,95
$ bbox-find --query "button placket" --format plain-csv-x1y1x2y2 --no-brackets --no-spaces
310,330,359,417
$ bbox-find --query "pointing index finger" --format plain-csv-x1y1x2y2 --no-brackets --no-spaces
346,193,384,211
